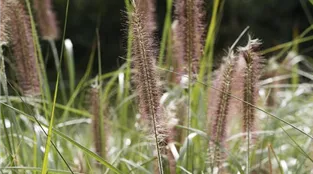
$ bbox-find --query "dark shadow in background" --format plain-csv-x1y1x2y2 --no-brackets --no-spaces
49,0,312,78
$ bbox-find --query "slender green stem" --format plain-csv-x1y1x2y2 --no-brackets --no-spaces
158,0,173,66
49,40,67,103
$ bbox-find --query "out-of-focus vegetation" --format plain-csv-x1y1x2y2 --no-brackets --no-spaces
1,0,313,173
52,0,311,73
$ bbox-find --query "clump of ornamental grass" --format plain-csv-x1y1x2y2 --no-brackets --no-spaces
130,0,170,173
208,51,239,170
173,0,205,78
207,37,264,171
33,0,59,40
238,37,263,141
86,82,108,162
5,0,41,96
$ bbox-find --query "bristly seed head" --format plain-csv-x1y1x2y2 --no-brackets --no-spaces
130,1,169,173
173,0,205,77
86,83,107,160
33,0,59,40
135,0,156,37
208,51,238,168
0,0,9,45
237,37,263,140
6,0,41,96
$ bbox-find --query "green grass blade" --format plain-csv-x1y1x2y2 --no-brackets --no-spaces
41,68,60,174
120,0,133,148
53,129,123,174
281,127,313,163
0,167,74,174
158,0,173,66
198,0,223,81
61,40,96,120
42,0,71,173
64,39,76,95
0,102,122,174
49,40,68,103
260,35,313,55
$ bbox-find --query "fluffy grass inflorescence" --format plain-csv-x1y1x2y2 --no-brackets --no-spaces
136,0,156,37
1,0,312,173
238,37,263,140
33,0,59,40
130,0,169,173
208,51,238,169
0,0,9,45
86,84,107,160
6,0,41,96
173,0,205,76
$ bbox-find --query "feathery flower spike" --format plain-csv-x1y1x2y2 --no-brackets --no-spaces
173,0,205,75
130,1,169,173
208,52,238,168
7,0,41,96
238,37,263,140
33,0,59,40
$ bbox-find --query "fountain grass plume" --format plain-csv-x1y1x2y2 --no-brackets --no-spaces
6,0,41,96
33,0,59,40
173,0,205,75
136,0,156,37
238,37,263,140
86,84,108,160
0,0,9,45
130,1,169,173
208,51,238,168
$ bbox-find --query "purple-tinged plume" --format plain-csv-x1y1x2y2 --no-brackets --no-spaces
208,52,238,168
86,84,108,160
173,0,205,76
130,1,169,173
0,0,9,45
238,37,263,140
6,0,41,96
33,0,59,40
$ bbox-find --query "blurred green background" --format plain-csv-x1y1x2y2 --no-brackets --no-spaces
50,0,312,75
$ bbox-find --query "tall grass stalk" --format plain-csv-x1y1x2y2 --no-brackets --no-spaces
1,1,313,173
130,1,170,173
119,0,133,148
208,51,238,170
64,39,75,94
0,50,18,167
238,38,263,173
49,40,68,103
158,0,173,66
41,0,70,172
